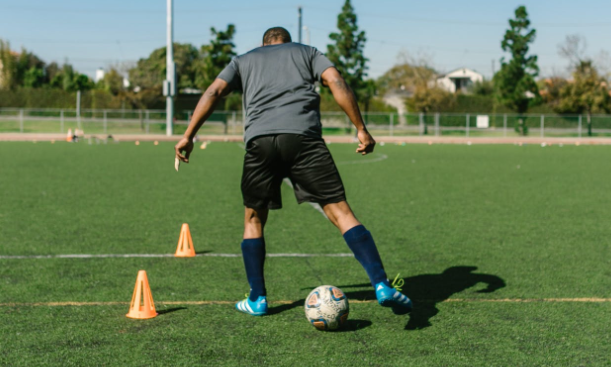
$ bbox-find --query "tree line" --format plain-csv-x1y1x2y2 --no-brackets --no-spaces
1,1,610,134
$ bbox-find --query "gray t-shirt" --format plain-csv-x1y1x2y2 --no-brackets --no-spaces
217,42,334,143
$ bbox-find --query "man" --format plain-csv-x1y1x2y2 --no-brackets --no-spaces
175,27,412,316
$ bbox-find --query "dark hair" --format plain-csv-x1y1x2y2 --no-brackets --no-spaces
262,27,292,45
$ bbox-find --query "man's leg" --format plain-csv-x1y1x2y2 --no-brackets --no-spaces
236,207,269,316
243,207,268,297
323,201,387,286
323,201,412,314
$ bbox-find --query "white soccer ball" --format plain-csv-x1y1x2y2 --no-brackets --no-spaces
304,285,349,331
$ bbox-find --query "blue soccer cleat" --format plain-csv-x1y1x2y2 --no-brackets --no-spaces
375,281,413,315
235,296,268,316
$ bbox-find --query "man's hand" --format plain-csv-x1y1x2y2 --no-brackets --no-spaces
322,68,373,155
175,137,194,163
356,129,375,155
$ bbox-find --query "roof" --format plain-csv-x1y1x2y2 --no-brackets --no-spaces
437,67,482,79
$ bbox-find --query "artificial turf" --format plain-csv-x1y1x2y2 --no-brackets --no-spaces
1,141,610,366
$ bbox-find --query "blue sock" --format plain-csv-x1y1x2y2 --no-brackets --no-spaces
343,225,389,287
241,238,267,302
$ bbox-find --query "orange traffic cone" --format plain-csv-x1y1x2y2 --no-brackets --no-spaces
126,270,158,319
175,223,196,257
66,128,73,142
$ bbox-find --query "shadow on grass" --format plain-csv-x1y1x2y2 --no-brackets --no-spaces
268,300,304,315
338,266,506,331
157,307,187,315
274,266,505,330
195,250,212,255
268,301,372,332
333,319,372,332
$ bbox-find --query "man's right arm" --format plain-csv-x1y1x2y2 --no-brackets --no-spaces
174,78,232,163
321,67,375,155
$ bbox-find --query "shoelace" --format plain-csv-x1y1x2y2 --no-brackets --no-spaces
391,273,404,292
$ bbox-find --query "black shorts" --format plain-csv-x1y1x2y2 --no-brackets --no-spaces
241,134,346,210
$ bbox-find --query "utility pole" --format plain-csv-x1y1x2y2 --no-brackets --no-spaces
164,0,175,136
298,6,302,43
491,59,496,77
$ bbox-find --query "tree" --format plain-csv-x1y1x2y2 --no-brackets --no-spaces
23,67,45,88
0,39,16,90
0,40,46,90
412,87,455,114
494,6,540,135
129,43,199,90
45,62,61,85
539,77,569,111
14,49,45,87
377,62,436,96
558,34,587,69
48,64,93,92
97,68,125,95
195,24,236,90
469,79,495,96
557,60,610,136
326,0,368,101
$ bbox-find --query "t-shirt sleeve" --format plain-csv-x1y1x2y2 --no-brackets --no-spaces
311,48,334,82
217,58,242,91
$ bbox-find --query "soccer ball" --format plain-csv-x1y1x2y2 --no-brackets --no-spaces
304,285,349,331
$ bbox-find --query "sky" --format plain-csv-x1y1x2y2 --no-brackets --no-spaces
1,0,610,80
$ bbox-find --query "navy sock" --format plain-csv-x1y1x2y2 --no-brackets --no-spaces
241,238,267,302
343,225,389,287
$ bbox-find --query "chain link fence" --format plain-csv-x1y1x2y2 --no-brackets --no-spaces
1,108,611,138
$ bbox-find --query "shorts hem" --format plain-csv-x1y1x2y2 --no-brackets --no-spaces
297,196,346,207
243,201,283,210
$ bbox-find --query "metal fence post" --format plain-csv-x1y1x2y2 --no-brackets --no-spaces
232,111,237,134
103,110,108,135
578,115,582,138
419,113,424,136
389,113,394,136
466,114,470,137
503,114,507,137
435,113,440,136
540,115,544,138
224,112,228,135
19,109,24,133
60,110,64,133
145,110,150,134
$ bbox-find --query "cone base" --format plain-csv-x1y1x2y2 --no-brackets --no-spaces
126,312,158,319
174,253,196,258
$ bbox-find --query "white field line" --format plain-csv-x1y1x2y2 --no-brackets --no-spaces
0,253,353,260
336,153,388,165
2,298,611,307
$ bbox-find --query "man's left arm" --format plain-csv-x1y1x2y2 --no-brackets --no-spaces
174,78,232,163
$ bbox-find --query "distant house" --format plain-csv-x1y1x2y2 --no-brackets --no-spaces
435,68,483,93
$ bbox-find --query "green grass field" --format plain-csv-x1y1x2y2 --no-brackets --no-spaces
1,141,611,366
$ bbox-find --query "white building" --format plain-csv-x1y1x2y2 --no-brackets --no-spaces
95,67,130,88
95,68,105,83
435,68,483,93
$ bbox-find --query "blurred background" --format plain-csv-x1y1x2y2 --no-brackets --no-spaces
1,0,610,138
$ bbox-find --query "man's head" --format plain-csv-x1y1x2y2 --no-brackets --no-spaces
262,27,292,46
